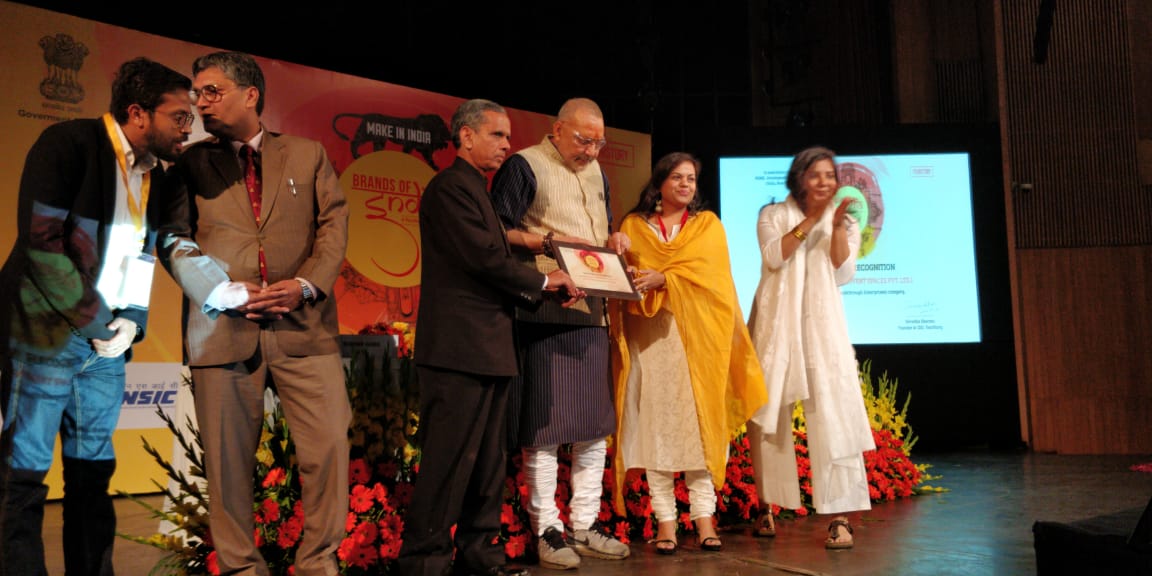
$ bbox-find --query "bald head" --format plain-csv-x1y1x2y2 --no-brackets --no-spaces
558,97,603,123
551,97,606,172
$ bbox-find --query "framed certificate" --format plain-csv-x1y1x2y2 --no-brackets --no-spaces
552,241,642,300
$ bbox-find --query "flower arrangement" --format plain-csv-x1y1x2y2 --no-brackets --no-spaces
248,398,302,573
359,321,416,360
337,321,419,574
122,327,939,574
117,405,214,574
120,322,420,575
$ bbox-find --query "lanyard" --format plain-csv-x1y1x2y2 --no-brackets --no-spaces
101,113,150,238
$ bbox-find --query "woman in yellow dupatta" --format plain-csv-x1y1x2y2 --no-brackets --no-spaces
609,152,767,555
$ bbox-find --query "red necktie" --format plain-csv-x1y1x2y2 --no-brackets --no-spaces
242,145,267,283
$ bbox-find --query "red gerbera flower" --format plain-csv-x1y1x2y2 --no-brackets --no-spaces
262,467,287,489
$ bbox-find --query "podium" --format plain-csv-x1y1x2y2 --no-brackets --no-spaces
339,334,403,395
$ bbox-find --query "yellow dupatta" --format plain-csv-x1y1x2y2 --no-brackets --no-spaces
610,210,768,514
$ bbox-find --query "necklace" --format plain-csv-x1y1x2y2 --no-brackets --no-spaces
657,210,690,242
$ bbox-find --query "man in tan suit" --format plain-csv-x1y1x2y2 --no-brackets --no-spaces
157,51,350,576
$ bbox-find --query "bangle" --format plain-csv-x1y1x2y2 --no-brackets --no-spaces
790,226,807,241
542,231,556,258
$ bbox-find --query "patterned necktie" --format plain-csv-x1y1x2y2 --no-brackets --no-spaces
242,145,267,283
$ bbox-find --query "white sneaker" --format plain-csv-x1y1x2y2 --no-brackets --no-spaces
567,521,630,560
538,526,580,570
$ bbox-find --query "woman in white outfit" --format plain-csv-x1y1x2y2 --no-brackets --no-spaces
745,146,875,549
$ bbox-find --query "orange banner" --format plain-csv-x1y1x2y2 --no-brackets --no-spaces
0,1,649,359
1,1,651,359
0,1,651,495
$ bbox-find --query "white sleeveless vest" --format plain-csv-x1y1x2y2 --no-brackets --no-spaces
515,136,611,325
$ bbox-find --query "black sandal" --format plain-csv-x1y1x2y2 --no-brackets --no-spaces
651,539,678,555
699,536,722,552
825,516,854,549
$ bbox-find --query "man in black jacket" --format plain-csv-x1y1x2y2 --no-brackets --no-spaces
0,57,192,576
396,98,581,576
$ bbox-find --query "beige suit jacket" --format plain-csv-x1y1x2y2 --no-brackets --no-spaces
157,130,349,365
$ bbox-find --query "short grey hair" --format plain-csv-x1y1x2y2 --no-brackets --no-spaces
450,99,505,148
192,51,266,115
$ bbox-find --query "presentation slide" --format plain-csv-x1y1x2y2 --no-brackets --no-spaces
719,153,981,344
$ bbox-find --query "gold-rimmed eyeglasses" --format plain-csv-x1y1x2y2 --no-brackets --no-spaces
573,130,608,151
190,84,231,104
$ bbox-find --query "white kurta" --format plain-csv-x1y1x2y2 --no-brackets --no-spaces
619,221,707,473
747,197,875,514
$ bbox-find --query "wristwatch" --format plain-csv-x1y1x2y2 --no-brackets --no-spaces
298,279,315,303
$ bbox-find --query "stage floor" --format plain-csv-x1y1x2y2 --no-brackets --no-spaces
44,450,1152,575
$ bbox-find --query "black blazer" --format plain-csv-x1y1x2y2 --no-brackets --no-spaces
0,118,163,355
414,157,545,376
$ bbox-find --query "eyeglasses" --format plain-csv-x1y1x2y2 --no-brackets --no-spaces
190,84,231,104
572,130,608,151
169,110,195,130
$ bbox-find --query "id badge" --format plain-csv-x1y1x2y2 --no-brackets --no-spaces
119,253,156,310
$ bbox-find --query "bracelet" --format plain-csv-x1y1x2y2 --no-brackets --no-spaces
790,226,807,241
542,231,556,258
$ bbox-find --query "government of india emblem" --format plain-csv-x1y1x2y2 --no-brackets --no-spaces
38,33,89,104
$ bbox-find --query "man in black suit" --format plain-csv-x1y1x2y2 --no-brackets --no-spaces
396,99,582,576
0,57,192,575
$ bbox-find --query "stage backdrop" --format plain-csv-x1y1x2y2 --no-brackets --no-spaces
0,0,652,496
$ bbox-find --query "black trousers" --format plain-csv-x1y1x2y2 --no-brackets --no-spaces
396,367,512,576
0,458,115,576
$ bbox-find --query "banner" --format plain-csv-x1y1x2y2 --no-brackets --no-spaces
0,0,651,494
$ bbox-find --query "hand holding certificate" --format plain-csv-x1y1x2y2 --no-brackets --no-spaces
552,241,642,300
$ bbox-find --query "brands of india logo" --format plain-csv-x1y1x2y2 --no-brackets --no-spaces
38,33,89,104
341,150,435,288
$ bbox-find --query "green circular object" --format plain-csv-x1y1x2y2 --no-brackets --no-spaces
833,185,869,229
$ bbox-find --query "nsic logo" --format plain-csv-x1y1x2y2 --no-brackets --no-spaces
123,389,178,407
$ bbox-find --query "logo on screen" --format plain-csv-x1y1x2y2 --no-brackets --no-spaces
836,162,885,258
38,33,89,104
332,112,451,170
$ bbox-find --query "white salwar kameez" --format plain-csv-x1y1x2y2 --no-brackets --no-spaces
618,222,716,521
747,197,875,515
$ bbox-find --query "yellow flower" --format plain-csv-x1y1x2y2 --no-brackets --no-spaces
256,444,274,467
403,442,419,465
406,410,420,437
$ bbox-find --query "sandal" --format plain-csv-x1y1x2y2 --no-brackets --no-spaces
651,539,677,555
753,512,776,538
698,536,723,552
825,516,854,549
652,520,678,555
694,515,722,551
